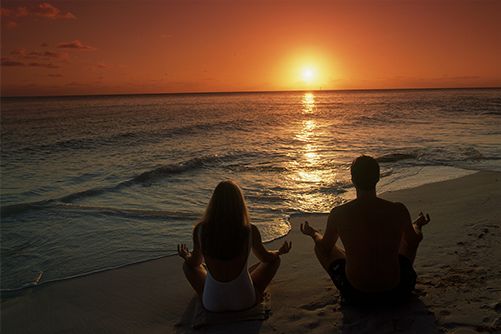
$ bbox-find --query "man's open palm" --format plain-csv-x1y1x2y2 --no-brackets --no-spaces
300,221,317,236
414,212,431,227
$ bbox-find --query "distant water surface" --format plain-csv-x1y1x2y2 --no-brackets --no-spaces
1,88,500,289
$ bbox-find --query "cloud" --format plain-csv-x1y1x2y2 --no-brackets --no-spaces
44,51,69,60
40,43,49,47
15,6,29,17
1,57,25,66
10,48,28,57
37,2,76,20
48,73,63,77
1,9,18,28
2,53,63,68
0,2,75,27
57,40,95,50
29,51,69,60
66,81,88,87
0,8,11,16
28,62,59,69
0,6,29,18
11,48,69,61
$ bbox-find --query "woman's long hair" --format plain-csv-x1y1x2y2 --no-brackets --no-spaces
201,180,250,260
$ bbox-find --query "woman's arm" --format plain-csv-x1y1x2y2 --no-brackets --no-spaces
177,223,204,267
251,224,291,263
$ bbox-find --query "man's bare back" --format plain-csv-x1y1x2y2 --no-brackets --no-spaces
330,197,410,292
301,155,430,303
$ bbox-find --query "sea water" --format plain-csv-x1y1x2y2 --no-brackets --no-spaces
1,88,500,290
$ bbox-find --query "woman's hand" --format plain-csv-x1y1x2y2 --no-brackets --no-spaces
300,221,318,237
177,243,192,261
413,212,431,227
277,241,292,255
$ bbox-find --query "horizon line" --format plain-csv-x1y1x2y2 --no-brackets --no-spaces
1,86,500,99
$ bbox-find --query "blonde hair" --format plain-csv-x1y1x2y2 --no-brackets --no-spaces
201,180,250,260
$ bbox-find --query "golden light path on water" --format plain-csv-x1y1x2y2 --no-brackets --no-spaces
281,92,345,215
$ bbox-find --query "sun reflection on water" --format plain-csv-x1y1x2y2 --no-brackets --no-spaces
282,92,344,212
302,92,315,114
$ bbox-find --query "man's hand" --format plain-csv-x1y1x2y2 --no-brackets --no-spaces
413,212,430,227
277,241,292,255
300,221,318,237
177,243,192,261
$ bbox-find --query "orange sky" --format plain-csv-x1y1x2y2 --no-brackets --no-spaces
1,0,500,96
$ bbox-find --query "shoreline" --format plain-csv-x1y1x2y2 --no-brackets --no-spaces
0,166,483,294
2,171,500,333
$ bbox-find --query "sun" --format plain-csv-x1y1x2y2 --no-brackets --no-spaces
301,67,316,84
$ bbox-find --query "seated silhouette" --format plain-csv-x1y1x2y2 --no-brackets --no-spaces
301,155,430,305
178,180,292,312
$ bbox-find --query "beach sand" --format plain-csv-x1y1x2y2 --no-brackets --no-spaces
2,171,500,333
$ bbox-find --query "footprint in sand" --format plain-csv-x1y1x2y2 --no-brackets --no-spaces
439,310,451,316
447,328,483,334
299,298,336,311
303,321,320,329
494,302,501,313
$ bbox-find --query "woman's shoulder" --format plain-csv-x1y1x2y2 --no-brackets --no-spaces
249,224,261,238
193,222,204,236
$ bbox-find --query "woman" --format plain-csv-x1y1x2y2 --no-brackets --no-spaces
177,180,292,312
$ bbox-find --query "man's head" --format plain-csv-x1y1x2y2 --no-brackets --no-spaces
351,155,380,191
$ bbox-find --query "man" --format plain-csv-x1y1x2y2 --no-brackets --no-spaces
301,155,430,304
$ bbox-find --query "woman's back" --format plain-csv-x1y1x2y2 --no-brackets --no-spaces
198,223,256,311
198,223,252,282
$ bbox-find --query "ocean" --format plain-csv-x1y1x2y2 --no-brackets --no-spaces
1,88,500,290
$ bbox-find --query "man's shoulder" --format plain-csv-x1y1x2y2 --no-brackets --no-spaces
328,201,357,223
379,199,410,218
387,200,408,212
330,200,355,214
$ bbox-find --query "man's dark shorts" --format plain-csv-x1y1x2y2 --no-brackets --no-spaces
328,255,417,305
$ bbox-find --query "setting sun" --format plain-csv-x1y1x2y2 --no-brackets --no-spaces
277,51,337,90
301,67,316,84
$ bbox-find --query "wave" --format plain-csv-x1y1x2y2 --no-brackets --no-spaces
315,184,349,195
51,153,216,203
8,119,255,156
375,145,499,166
482,110,501,116
129,153,239,185
56,204,200,220
0,151,256,218
0,200,200,221
0,199,54,218
288,211,330,219
376,153,417,163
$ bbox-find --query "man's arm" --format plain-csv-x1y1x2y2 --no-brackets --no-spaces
300,208,339,253
399,203,423,246
398,203,431,245
398,203,431,264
